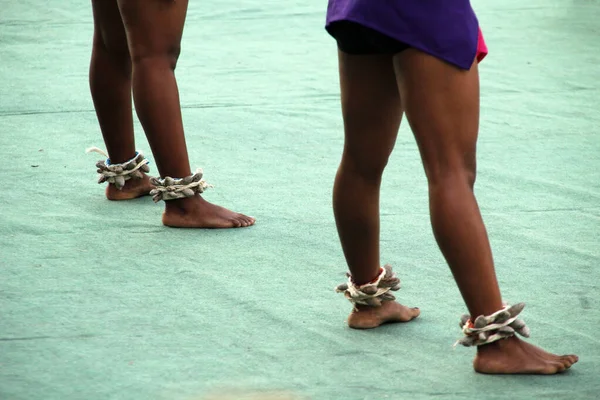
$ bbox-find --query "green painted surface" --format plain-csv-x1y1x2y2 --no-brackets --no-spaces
1,1,599,399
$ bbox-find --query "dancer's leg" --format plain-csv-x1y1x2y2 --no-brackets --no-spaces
90,0,153,200
334,51,419,329
117,0,254,228
393,49,577,374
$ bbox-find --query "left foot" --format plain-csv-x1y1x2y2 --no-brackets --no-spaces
105,174,154,201
162,195,255,228
347,301,420,329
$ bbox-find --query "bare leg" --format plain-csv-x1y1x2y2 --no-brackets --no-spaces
117,0,254,228
90,0,153,200
334,51,419,329
394,49,578,374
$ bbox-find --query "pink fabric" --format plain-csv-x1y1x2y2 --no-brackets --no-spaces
476,27,488,63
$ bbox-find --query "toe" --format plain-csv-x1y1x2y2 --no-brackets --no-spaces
569,355,579,364
561,355,578,369
239,215,255,227
555,361,567,373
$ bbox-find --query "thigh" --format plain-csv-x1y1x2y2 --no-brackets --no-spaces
91,0,128,54
338,51,403,168
393,49,479,178
116,0,189,59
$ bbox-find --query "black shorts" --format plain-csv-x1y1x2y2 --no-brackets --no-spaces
326,21,410,55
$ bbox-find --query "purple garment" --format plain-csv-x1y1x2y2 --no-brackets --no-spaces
326,0,480,70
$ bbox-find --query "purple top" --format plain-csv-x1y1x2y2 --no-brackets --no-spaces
326,0,480,70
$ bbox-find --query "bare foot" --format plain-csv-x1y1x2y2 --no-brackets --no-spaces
474,336,578,374
347,301,420,329
106,174,154,201
162,195,255,229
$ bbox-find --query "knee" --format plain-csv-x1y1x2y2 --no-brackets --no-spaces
426,163,476,191
341,150,390,182
94,32,131,71
130,44,181,70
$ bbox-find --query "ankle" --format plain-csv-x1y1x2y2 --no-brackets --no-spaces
106,151,138,165
164,195,202,214
150,169,211,203
476,336,518,354
351,267,384,287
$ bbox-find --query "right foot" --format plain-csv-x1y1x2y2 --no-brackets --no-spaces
106,174,154,201
162,195,255,229
474,336,578,374
347,301,420,329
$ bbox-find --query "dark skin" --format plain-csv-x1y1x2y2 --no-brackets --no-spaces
89,0,255,228
333,49,578,374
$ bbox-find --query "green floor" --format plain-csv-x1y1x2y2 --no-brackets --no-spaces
1,1,599,399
